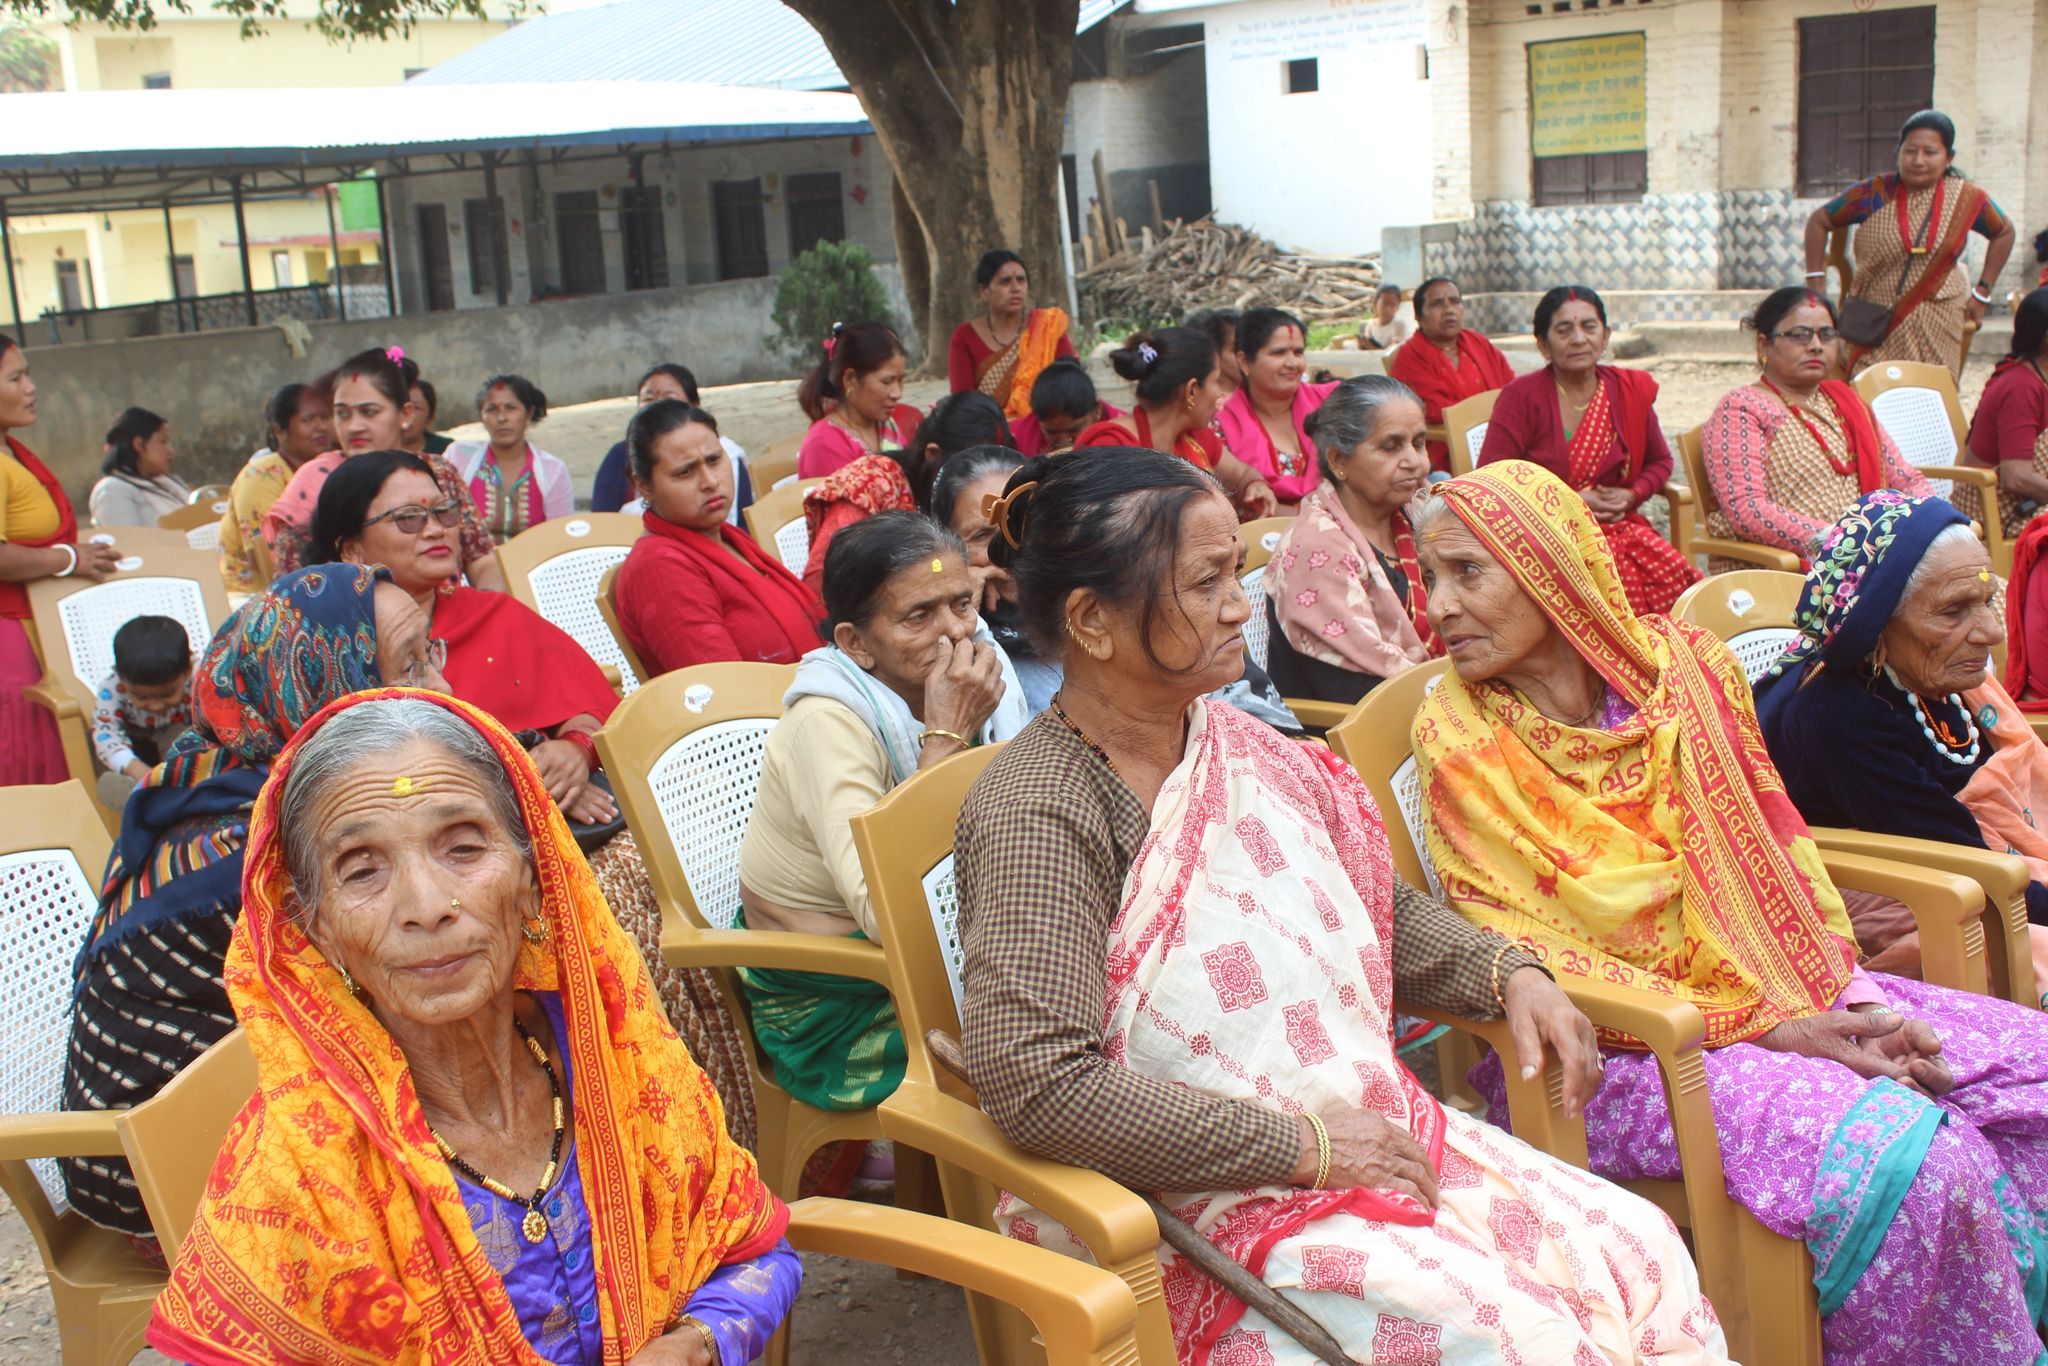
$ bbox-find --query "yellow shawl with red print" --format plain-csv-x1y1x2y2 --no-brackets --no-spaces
1412,463,1857,1048
149,689,786,1365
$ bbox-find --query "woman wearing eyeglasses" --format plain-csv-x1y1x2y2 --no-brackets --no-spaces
1700,288,1936,572
307,450,618,826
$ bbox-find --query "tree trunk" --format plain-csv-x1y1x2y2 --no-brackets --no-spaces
784,0,1079,377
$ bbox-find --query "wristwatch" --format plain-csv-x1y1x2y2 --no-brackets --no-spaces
677,1314,720,1362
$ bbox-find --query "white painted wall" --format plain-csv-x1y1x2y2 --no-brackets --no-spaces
1148,0,1430,254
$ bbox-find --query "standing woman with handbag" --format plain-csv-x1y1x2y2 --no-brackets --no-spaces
1803,109,2016,380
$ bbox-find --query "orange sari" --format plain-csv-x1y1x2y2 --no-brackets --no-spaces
1414,463,1857,1048
149,689,786,1365
978,307,1071,420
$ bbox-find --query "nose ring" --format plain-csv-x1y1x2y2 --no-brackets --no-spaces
451,896,461,912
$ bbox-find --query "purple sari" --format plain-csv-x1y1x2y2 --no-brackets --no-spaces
1477,973,2048,1365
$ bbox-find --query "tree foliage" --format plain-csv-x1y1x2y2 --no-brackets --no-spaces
0,21,56,89
0,0,520,43
769,240,897,370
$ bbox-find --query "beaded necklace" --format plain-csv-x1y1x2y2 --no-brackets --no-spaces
429,1017,566,1244
1050,693,1122,779
1886,666,1981,767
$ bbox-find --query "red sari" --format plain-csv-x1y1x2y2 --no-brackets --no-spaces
432,584,619,733
1477,365,1700,616
1387,331,1516,472
1073,408,1222,469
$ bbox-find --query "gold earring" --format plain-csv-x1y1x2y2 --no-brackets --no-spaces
1064,618,1097,659
521,911,549,945
338,963,362,997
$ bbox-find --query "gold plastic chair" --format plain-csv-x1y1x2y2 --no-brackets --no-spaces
748,434,806,493
493,512,646,695
594,661,891,1201
1330,658,2004,1363
594,563,652,690
1852,360,2009,575
852,743,1602,1365
1442,389,1496,478
1673,574,2038,1006
24,542,232,830
1675,424,1803,572
742,477,824,577
0,781,164,1365
118,1008,1151,1366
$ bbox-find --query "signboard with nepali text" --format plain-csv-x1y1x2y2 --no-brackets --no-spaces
1528,33,1647,158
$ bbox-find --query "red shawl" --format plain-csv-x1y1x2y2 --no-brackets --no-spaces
634,510,822,666
432,584,619,734
0,436,78,620
1387,331,1516,470
1073,408,1222,469
800,455,915,598
2004,516,2048,711
1821,379,1886,493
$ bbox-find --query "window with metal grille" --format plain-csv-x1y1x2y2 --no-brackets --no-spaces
416,203,455,312
785,173,845,258
621,186,670,291
463,196,510,299
1796,8,1935,197
713,179,770,280
555,191,607,295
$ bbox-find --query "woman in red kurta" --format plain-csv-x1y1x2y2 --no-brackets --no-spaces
616,400,823,676
1073,326,1278,519
1476,285,1699,616
946,249,1075,417
1386,277,1516,473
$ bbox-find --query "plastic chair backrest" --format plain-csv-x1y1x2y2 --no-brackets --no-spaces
116,1030,257,1262
748,435,804,492
29,546,227,700
496,514,644,694
1670,569,1805,685
595,662,794,930
184,520,225,553
1443,390,1498,477
158,501,227,535
743,477,823,577
595,563,651,689
1326,659,1452,897
1237,516,1291,673
0,782,115,1211
851,745,1005,1087
1677,425,1720,516
1855,361,1966,497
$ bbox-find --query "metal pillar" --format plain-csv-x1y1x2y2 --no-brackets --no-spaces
324,185,348,321
230,175,257,327
0,199,20,337
375,174,397,317
162,201,185,333
482,153,508,307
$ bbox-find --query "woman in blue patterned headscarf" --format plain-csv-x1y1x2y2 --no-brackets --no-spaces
60,564,447,1242
1755,491,2048,992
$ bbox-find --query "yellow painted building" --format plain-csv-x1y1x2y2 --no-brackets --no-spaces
3,5,518,329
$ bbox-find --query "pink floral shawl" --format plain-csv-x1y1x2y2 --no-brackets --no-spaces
1265,483,1437,680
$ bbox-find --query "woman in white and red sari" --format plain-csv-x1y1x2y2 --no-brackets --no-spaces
955,444,1726,1364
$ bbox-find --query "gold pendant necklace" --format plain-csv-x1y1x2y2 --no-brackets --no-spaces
429,1019,566,1244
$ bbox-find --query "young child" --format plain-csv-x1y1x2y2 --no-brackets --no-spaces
93,615,194,808
1358,283,1415,350
1012,358,1125,456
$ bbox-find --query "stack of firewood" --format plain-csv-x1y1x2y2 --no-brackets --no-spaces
1077,216,1383,326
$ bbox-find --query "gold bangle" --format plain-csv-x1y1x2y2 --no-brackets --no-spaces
678,1314,719,1361
1488,938,1519,1012
1306,1112,1331,1191
918,727,969,750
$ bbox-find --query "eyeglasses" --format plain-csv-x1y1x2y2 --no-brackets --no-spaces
363,498,463,535
400,637,448,688
1771,327,1838,347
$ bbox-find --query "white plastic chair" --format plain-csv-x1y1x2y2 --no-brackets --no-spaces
1237,516,1292,674
45,574,218,701
495,514,644,695
1463,421,1491,473
742,478,822,579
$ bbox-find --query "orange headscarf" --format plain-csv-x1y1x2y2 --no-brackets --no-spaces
148,689,786,1365
1411,463,1857,1048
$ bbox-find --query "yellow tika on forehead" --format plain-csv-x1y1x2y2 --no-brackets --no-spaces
390,775,423,797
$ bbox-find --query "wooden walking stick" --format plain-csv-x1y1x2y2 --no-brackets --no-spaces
925,1030,1361,1366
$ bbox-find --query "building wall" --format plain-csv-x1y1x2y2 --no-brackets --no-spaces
1415,0,2040,300
51,13,515,91
385,135,898,315
1184,0,1433,254
1065,47,1212,233
20,265,912,494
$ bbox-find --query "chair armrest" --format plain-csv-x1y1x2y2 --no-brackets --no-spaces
23,675,87,722
1685,535,1803,573
598,664,623,695
786,1198,1140,1366
658,919,892,984
1810,827,2034,1007
1820,849,1986,996
1283,698,1354,733
1924,465,1995,488
1662,481,1693,508
879,1083,1159,1264
0,1109,126,1162
1399,1001,1591,1166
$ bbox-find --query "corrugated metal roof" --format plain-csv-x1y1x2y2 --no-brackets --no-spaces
412,0,1129,90
0,80,868,167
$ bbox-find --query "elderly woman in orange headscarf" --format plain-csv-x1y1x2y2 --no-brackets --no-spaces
150,691,798,1366
1413,461,2048,1366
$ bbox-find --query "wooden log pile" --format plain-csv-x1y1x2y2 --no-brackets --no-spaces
1077,215,1383,326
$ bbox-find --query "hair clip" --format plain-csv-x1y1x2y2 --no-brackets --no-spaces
384,345,406,365
1136,342,1159,367
982,480,1039,550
